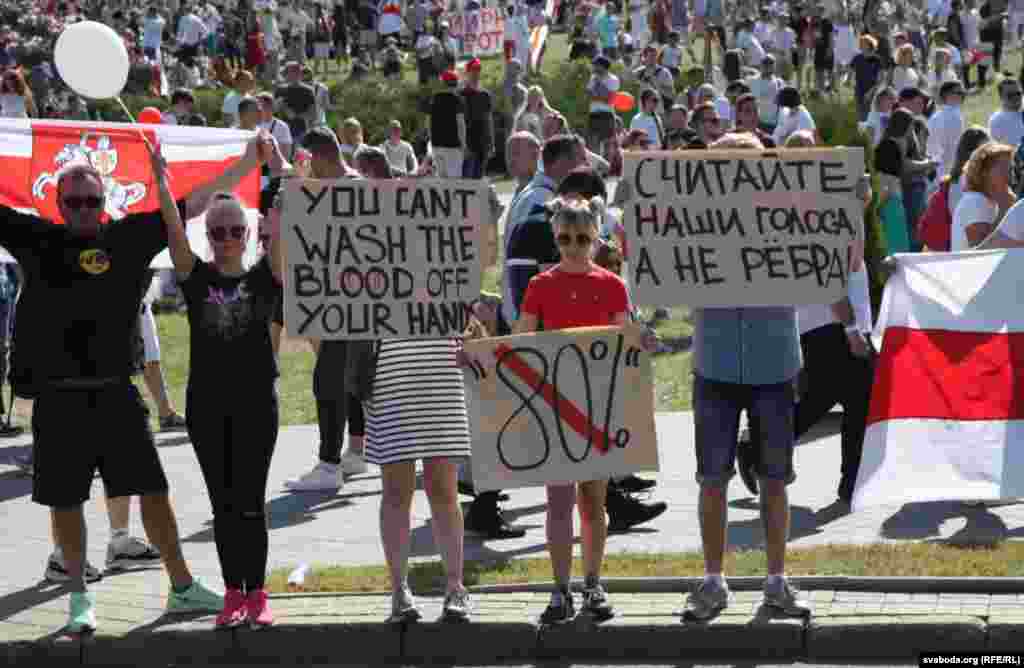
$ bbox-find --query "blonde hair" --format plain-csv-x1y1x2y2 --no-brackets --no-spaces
709,132,765,150
340,117,364,145
963,142,1014,194
784,129,817,147
895,43,915,66
545,195,604,233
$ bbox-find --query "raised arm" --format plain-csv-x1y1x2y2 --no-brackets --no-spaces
185,131,271,220
146,137,196,280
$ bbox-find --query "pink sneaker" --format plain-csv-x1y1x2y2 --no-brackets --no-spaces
215,589,247,629
247,589,274,629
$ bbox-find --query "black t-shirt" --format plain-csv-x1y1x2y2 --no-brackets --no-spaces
814,19,834,66
0,203,175,396
431,90,465,148
180,257,281,393
461,87,494,155
276,82,317,116
875,138,904,177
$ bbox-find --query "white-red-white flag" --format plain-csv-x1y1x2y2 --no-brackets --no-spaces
853,250,1024,510
0,118,261,266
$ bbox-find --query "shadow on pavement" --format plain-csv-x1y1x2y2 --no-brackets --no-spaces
0,580,69,623
0,468,32,503
180,489,383,542
725,504,822,549
154,435,193,448
881,500,1016,543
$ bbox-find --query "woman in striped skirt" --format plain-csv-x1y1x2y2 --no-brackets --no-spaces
356,147,471,624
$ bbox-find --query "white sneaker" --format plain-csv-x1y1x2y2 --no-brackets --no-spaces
284,461,343,492
106,535,162,572
340,450,369,477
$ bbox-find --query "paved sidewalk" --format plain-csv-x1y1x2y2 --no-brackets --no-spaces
1,412,1023,663
3,585,1023,664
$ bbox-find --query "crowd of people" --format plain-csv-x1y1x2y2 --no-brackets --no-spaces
1,0,1024,640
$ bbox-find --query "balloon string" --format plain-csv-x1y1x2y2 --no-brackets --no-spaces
115,97,136,124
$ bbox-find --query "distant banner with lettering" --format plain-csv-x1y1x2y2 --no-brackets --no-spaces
464,325,659,491
623,148,865,308
448,7,505,56
282,178,486,339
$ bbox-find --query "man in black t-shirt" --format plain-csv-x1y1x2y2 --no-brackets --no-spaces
274,61,318,143
430,69,467,178
461,58,494,179
2,134,267,633
812,6,834,92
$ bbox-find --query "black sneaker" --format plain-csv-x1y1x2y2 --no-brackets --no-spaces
606,488,667,533
581,580,615,621
465,504,526,540
737,428,759,496
614,474,657,493
539,589,576,625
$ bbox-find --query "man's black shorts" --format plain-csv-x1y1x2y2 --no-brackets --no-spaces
31,382,169,507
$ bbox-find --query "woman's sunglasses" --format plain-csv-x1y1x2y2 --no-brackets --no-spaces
62,195,103,210
209,225,247,242
556,233,594,247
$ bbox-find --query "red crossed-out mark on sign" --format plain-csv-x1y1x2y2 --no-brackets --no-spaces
492,343,611,455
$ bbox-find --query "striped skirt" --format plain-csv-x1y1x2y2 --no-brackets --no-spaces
364,338,471,465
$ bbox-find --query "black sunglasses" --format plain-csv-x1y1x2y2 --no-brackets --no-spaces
556,233,594,247
62,195,103,210
209,225,247,242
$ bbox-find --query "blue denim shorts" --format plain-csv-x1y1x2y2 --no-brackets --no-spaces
693,374,796,488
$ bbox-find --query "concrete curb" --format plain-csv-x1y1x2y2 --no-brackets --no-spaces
13,615,1021,665
270,576,1024,599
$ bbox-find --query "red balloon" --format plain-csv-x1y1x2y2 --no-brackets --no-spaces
137,106,163,124
612,91,635,113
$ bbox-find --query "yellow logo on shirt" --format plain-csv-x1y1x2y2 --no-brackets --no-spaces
79,249,111,275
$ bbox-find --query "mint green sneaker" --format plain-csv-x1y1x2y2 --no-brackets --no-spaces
67,591,97,633
166,578,224,614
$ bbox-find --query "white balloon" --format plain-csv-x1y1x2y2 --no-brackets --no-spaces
55,21,130,100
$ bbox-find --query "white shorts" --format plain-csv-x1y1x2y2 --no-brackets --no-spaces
140,304,161,364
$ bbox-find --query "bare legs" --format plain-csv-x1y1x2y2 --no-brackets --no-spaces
379,459,464,595
546,480,608,585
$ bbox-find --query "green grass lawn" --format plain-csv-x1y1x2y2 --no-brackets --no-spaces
267,542,1024,593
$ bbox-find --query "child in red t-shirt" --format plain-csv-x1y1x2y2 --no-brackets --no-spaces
516,195,630,625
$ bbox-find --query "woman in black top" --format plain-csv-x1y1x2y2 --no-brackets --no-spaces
148,136,283,631
874,109,937,253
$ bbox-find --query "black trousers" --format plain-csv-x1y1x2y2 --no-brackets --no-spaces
316,395,365,465
793,324,874,502
187,386,279,591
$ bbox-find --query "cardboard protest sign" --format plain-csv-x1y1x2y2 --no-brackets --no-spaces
464,324,659,491
448,7,505,56
623,148,865,307
283,178,486,339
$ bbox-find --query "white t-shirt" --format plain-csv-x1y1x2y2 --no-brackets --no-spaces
989,109,1024,149
773,105,816,145
993,198,1024,241
892,67,921,93
736,30,766,66
951,191,998,251
587,73,621,113
260,117,293,150
143,16,167,49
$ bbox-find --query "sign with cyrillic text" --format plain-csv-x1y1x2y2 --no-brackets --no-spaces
283,178,485,339
464,325,659,491
623,149,865,307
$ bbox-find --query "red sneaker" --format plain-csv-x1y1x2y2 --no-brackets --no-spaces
247,589,274,629
215,589,246,629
